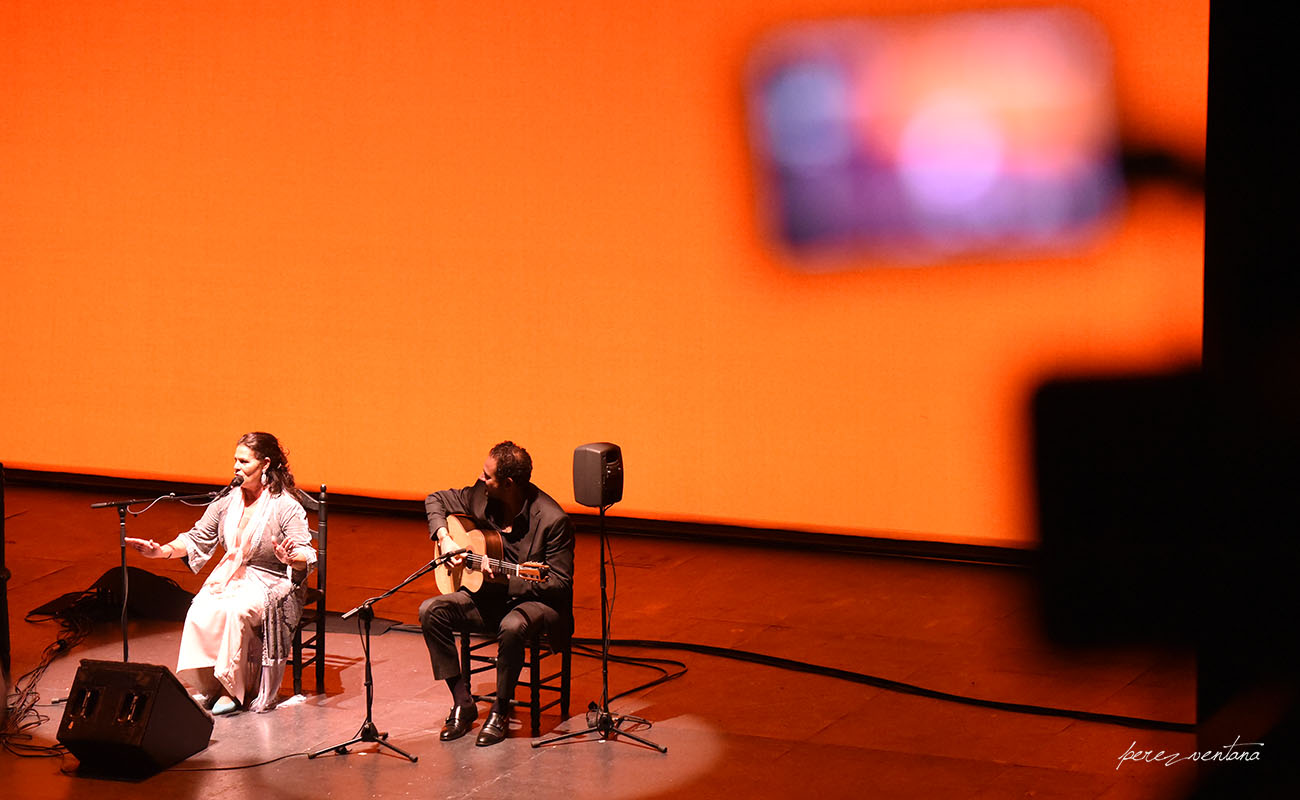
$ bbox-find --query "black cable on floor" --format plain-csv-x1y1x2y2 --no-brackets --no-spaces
577,637,1195,734
2,591,103,758
168,751,313,772
569,641,688,702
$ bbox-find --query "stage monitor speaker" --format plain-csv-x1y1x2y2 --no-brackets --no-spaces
57,659,213,775
573,442,623,508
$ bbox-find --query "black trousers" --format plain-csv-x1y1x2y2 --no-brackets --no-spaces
417,587,561,710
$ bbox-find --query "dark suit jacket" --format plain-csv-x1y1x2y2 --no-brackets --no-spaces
424,480,574,611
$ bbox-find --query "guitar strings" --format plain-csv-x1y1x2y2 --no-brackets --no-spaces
462,551,542,579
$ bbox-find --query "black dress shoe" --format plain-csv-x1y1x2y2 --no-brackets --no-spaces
440,705,477,741
475,710,509,746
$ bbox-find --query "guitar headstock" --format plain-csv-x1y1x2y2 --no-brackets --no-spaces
517,562,550,582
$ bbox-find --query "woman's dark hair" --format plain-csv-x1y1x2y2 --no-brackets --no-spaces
237,431,296,494
490,440,532,485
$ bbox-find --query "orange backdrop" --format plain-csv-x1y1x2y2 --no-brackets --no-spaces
0,0,1205,547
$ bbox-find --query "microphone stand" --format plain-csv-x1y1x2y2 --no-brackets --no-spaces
309,548,466,762
90,484,239,662
534,505,666,752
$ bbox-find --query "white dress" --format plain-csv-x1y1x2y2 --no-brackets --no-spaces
174,489,316,711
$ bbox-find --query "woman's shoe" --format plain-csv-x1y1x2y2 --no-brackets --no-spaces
211,695,240,715
190,692,219,710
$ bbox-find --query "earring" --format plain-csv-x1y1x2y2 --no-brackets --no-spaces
261,468,270,486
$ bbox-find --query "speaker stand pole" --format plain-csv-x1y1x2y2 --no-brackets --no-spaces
534,505,666,753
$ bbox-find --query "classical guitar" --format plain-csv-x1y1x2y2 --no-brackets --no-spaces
433,514,550,594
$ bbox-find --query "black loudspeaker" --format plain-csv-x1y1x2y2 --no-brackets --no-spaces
57,659,213,775
573,442,623,508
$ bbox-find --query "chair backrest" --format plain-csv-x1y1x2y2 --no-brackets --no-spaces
291,485,327,602
289,484,327,696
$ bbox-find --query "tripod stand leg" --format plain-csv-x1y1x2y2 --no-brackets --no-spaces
612,718,669,754
532,724,602,748
310,720,418,761
533,716,669,752
371,732,418,762
309,735,362,758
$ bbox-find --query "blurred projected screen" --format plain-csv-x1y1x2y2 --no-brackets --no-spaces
746,9,1123,263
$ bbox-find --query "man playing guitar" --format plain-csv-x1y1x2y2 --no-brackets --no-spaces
418,441,574,746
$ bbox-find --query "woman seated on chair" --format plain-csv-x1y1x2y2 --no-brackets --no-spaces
126,432,316,714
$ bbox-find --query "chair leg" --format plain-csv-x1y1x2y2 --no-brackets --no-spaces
529,639,542,737
459,632,573,734
314,618,326,695
561,645,571,721
292,635,303,696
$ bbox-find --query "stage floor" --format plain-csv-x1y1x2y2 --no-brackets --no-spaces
3,484,1197,799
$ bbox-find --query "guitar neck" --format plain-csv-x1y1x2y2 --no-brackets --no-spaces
465,552,528,577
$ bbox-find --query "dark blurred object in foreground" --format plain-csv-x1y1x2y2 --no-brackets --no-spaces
1036,4,1300,794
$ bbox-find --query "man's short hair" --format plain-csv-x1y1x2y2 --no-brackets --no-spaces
490,441,533,485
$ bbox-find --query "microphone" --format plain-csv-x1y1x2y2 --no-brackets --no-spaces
213,474,245,499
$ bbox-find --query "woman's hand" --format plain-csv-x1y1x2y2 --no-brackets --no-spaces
125,537,168,558
274,538,301,566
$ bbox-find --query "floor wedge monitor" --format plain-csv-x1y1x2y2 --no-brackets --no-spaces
57,659,213,775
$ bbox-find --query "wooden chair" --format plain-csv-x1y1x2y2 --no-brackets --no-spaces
459,621,572,736
291,484,327,696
